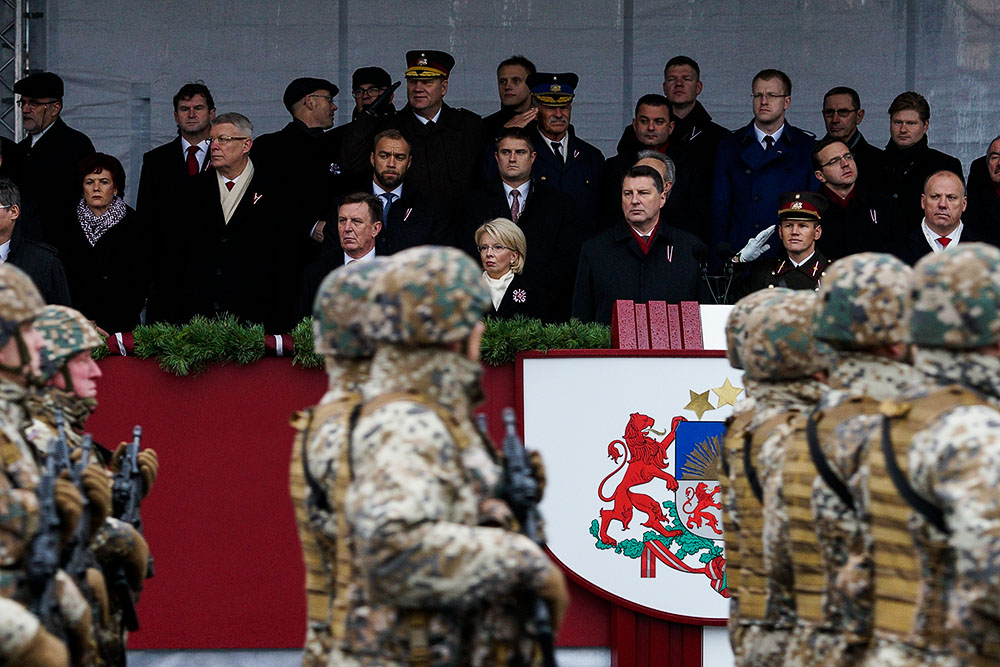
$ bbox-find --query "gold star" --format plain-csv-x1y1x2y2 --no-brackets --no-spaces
712,378,744,408
685,389,715,420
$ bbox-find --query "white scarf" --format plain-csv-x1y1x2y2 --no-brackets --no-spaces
217,158,255,224
482,270,515,310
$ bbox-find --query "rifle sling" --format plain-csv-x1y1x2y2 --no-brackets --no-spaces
806,413,855,512
742,431,763,504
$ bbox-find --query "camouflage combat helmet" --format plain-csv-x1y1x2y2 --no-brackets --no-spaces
312,258,389,358
815,253,913,347
742,290,830,381
33,305,104,382
0,264,44,349
910,243,1000,349
726,289,789,369
365,245,491,345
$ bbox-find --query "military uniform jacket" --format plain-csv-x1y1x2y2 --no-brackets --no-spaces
384,103,484,216
711,120,818,256
742,248,829,296
525,125,603,235
461,179,582,322
0,380,40,599
571,220,705,325
17,117,96,253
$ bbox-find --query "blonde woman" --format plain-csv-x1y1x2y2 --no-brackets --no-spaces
474,218,547,320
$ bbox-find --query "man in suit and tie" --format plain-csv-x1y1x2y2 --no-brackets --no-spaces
711,69,816,260
13,71,95,252
159,113,297,332
894,170,984,265
136,81,216,215
462,127,582,321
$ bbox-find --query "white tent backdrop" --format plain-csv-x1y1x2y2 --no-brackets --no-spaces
27,0,1000,207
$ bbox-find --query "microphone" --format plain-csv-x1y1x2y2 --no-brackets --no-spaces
713,242,736,304
692,243,720,304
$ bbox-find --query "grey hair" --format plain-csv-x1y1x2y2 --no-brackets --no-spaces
635,150,676,198
0,178,20,208
212,112,254,138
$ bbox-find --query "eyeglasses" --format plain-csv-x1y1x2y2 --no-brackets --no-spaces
207,135,249,145
17,99,56,109
820,152,856,168
353,87,386,99
478,244,513,253
751,92,788,101
307,94,335,103
0,205,12,211
822,107,858,118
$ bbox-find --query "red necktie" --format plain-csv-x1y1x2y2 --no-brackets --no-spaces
186,145,200,176
225,181,235,191
937,236,951,248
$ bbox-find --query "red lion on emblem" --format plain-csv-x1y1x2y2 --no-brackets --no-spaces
682,482,722,535
597,413,686,546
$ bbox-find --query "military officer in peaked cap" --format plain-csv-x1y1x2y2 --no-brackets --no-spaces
514,71,603,234
739,191,830,295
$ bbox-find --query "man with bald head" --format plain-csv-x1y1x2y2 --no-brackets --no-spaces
894,169,986,265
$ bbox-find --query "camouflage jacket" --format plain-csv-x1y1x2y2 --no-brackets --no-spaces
292,359,368,667
0,379,39,598
731,378,825,667
780,353,918,666
23,388,96,459
339,345,551,666
876,349,1000,663
0,596,43,661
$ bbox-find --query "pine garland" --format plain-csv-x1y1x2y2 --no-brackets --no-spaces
91,314,610,375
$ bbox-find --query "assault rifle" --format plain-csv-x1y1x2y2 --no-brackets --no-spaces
501,407,557,667
65,434,94,583
110,425,150,631
25,416,68,640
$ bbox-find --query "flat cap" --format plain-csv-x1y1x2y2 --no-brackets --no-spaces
352,66,391,91
14,72,64,99
283,77,338,112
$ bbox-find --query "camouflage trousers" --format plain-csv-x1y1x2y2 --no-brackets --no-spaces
734,624,792,667
784,623,867,666
859,636,958,666
301,625,333,667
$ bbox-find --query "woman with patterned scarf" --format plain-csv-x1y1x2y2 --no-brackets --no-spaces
60,153,148,335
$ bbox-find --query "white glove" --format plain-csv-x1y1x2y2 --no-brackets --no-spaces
735,225,776,263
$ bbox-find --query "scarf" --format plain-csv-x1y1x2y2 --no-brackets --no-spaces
77,196,128,246
482,270,515,310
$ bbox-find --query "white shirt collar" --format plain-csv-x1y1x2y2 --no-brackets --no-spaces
502,181,530,207
0,239,9,262
921,219,963,252
547,133,569,162
373,182,403,199
414,108,442,125
753,122,785,149
789,250,816,268
181,136,210,162
343,245,376,265
30,121,55,146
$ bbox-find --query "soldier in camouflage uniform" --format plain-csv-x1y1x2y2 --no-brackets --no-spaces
0,265,92,665
289,258,387,666
337,246,568,666
855,243,1000,665
720,288,783,661
727,289,829,666
23,305,155,666
780,253,918,667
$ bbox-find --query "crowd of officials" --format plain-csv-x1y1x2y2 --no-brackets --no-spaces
5,50,1000,332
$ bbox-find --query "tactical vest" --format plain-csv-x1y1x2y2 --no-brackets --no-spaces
720,409,754,608
785,396,879,628
869,385,982,652
290,394,360,656
736,411,795,622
